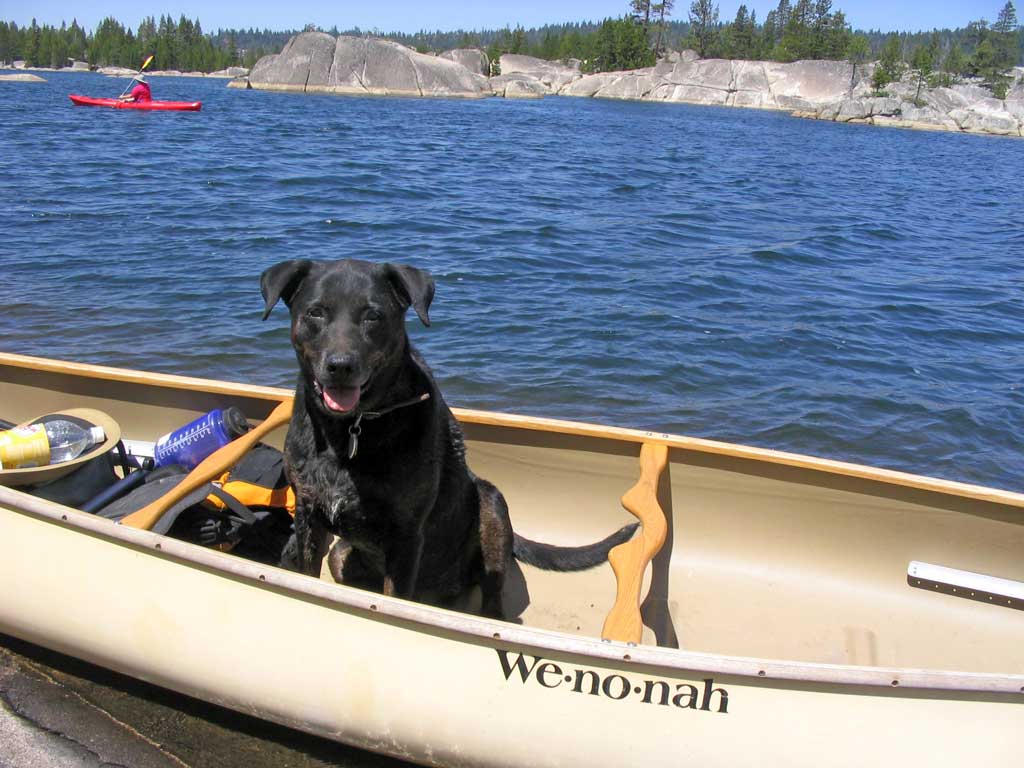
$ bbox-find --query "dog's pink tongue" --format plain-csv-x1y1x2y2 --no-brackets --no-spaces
323,385,361,413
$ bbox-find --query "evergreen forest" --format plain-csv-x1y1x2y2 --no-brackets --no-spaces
2,0,1021,95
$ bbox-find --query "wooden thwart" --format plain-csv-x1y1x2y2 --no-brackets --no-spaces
602,442,669,643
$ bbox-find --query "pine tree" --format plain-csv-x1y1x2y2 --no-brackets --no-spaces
993,1,1018,34
911,38,936,104
846,34,870,89
0,23,10,65
688,0,719,58
652,1,675,57
510,25,527,54
727,5,755,59
972,37,1012,97
68,19,86,61
630,0,653,31
963,19,989,53
775,0,813,61
992,1,1020,70
761,11,779,57
25,18,40,66
943,43,967,81
810,0,832,57
590,17,654,72
775,0,792,32
872,35,904,92
823,10,851,59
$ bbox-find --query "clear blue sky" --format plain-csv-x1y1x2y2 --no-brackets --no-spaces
4,1,1008,35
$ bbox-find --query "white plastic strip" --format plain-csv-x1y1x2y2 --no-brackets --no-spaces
908,561,1024,602
120,438,156,459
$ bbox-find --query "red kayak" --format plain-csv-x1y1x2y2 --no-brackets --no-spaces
69,94,202,111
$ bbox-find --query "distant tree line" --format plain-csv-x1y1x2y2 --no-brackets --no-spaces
479,19,657,73
0,15,259,71
687,0,854,61
3,1,1021,94
333,0,1023,86
1,19,89,69
333,21,657,73
861,2,1021,98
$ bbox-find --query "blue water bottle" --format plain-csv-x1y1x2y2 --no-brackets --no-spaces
152,407,251,469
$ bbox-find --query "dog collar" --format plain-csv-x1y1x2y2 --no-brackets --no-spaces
347,393,431,459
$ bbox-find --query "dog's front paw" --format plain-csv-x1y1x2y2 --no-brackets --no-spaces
327,539,385,591
278,532,299,571
327,538,352,582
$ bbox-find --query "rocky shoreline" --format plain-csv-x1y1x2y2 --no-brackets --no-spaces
228,32,1024,140
2,61,249,79
7,30,1021,139
96,65,250,79
0,72,47,82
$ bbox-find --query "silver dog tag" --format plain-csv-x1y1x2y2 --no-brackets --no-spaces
347,421,362,459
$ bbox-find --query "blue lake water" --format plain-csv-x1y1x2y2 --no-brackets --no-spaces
2,71,1023,494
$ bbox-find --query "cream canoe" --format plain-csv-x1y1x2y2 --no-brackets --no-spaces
0,351,1021,767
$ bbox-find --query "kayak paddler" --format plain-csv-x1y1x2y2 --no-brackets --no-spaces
119,73,152,103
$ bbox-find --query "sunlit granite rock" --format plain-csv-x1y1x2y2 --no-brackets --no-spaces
240,32,487,98
236,33,1022,137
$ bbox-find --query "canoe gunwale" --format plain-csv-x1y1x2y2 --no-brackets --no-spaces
2,485,1022,697
4,352,1024,511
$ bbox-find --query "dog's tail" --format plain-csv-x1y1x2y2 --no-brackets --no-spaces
512,523,639,572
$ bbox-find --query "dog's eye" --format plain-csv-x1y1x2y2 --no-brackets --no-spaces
362,309,382,324
305,306,325,320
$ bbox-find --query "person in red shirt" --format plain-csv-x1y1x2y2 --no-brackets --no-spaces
120,74,152,102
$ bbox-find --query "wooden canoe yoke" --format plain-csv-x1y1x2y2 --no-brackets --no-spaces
602,442,670,644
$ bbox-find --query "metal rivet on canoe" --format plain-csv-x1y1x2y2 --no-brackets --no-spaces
155,542,161,550
492,633,500,639
891,680,899,686
61,514,67,521
758,670,766,677
259,574,266,581
370,604,378,611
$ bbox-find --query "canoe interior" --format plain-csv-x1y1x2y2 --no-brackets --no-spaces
2,356,1022,677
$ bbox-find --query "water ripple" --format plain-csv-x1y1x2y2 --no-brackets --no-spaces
1,72,1022,492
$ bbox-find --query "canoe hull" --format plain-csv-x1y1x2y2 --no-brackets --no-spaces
1,494,1020,768
0,352,1022,765
69,94,202,111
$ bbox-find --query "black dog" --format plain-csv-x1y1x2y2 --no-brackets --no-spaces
261,258,636,618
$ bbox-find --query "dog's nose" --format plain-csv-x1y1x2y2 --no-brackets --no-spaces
325,353,358,381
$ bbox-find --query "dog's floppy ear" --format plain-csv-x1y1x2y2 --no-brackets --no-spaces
382,263,434,327
261,259,313,320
